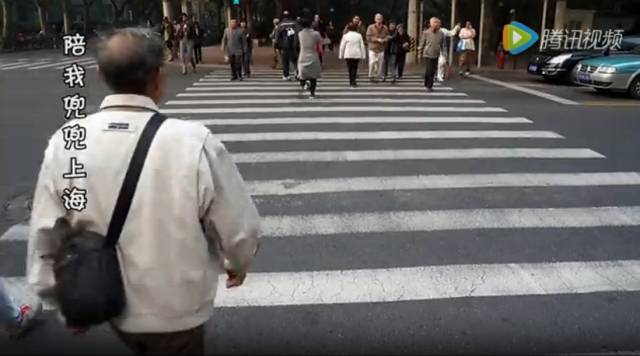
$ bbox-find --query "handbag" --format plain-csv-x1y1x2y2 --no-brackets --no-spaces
53,112,166,328
456,39,464,52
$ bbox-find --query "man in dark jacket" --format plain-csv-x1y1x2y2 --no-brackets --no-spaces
394,24,411,79
221,19,247,81
240,21,253,77
383,21,398,83
275,11,300,80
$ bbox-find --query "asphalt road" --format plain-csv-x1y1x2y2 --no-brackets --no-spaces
1,49,640,355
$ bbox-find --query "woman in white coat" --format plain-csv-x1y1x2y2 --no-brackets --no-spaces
339,22,367,87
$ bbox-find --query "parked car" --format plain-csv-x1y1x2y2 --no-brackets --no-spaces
574,46,640,99
528,35,640,83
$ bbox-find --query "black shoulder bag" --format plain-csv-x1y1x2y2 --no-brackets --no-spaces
53,113,166,328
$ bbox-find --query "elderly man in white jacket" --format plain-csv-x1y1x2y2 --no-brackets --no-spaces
339,22,367,87
27,28,260,355
428,20,460,83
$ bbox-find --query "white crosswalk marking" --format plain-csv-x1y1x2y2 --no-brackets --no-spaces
212,130,563,142
7,259,640,309
190,84,455,90
1,60,50,70
2,69,637,321
0,60,29,69
231,148,604,163
54,58,96,69
165,98,485,105
191,116,533,125
0,55,96,71
246,172,640,196
27,56,95,70
162,106,507,114
260,206,640,237
178,91,468,97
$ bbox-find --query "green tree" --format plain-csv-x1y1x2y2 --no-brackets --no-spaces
1,0,15,48
110,0,132,26
81,0,96,34
35,0,48,34
60,0,71,34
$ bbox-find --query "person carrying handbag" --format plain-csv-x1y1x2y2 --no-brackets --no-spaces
28,28,260,355
458,20,477,76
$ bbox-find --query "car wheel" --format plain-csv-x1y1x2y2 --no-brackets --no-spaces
629,76,640,100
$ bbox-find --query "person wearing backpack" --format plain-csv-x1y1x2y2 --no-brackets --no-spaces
275,11,300,80
27,28,260,355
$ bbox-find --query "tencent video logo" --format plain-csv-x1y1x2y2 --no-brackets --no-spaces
503,21,539,55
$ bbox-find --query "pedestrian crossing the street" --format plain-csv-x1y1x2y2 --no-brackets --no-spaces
4,70,640,314
0,56,97,71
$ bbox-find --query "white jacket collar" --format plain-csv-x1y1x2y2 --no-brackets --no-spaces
99,94,159,112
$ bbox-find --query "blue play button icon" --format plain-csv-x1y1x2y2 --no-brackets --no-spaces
503,21,540,55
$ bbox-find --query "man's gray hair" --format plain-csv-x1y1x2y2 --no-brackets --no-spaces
97,27,165,95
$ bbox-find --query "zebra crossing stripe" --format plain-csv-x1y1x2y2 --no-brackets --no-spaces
8,259,640,309
190,84,454,90
191,116,533,125
54,58,96,70
1,61,50,70
246,172,640,196
231,148,604,163
261,206,640,237
198,79,437,84
165,98,485,105
215,259,640,307
213,130,563,142
178,91,468,97
161,106,507,114
0,61,29,69
27,57,95,70
203,73,424,77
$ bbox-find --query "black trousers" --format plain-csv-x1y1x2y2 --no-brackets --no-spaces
242,52,252,75
194,43,202,63
424,57,438,89
346,59,359,85
282,49,297,77
112,324,205,356
396,51,407,77
229,54,242,79
300,79,317,95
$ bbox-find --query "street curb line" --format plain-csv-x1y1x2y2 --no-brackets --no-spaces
469,74,580,105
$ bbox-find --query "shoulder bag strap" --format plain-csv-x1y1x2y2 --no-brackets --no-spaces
104,112,166,248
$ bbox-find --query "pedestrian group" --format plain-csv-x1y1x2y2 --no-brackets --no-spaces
221,11,477,96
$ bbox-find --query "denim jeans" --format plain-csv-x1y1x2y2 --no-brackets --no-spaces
0,278,19,326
